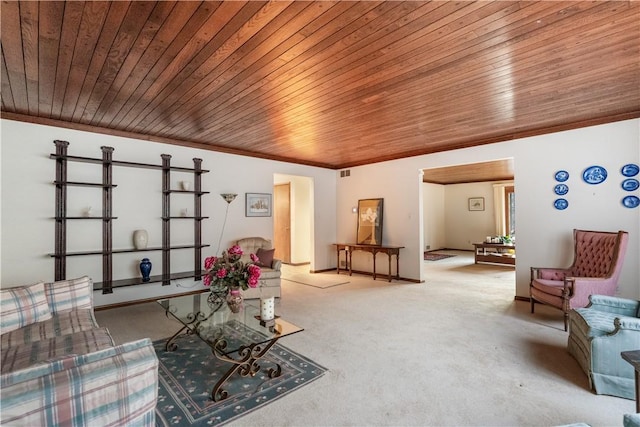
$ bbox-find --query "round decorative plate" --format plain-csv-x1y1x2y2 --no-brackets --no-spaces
582,165,607,184
622,195,640,209
554,198,568,210
554,184,569,195
554,170,569,182
621,164,639,177
622,179,640,192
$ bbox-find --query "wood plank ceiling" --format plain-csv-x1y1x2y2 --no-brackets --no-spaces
1,1,639,169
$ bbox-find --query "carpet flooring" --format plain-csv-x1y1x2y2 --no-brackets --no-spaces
424,252,455,261
154,322,327,426
96,251,634,426
281,264,350,289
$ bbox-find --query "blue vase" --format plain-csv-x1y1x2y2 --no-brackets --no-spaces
140,258,152,282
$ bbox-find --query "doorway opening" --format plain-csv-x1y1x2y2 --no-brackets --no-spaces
273,174,314,267
421,159,516,291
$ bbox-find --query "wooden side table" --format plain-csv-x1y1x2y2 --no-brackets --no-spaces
335,243,404,282
622,350,640,412
473,242,516,266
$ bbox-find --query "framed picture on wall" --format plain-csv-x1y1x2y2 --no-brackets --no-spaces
245,193,272,217
468,197,485,211
356,198,383,245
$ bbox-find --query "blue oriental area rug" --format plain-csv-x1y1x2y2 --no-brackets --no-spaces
154,322,327,426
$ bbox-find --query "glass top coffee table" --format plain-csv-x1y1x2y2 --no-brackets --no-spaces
157,292,303,401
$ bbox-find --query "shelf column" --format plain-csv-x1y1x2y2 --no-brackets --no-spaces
161,154,172,286
53,140,69,281
101,146,115,294
193,158,203,279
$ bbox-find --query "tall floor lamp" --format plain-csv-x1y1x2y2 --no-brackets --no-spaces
216,193,237,254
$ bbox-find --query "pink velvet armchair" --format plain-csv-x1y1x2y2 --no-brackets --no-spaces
530,229,629,331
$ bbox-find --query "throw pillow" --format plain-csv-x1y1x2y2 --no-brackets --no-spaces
256,248,275,268
44,276,93,313
0,282,52,334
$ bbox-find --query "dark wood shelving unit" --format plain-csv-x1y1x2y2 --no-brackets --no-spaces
51,140,209,294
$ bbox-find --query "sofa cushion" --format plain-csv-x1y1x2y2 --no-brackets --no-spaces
1,309,98,347
45,275,93,313
0,338,159,426
1,327,115,374
256,248,275,268
0,282,52,334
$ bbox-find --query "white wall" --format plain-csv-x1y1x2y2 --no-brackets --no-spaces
422,183,445,251
337,119,639,299
3,118,638,302
444,182,498,250
0,119,336,306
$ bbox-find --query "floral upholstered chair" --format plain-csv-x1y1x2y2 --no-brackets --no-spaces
530,229,629,331
235,237,282,299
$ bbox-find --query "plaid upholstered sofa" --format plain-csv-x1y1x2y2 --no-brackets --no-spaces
0,276,159,426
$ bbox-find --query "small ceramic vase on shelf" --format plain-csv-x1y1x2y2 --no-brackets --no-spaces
140,258,152,282
133,229,148,250
226,287,243,313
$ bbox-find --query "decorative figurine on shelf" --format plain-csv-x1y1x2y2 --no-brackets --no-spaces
140,258,152,282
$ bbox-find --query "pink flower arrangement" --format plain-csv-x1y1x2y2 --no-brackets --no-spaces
202,245,261,291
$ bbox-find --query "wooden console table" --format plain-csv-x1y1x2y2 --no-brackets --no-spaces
335,243,404,282
473,242,516,266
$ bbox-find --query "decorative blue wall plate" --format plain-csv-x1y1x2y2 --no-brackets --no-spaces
622,195,640,209
621,179,639,192
582,165,607,184
554,184,569,195
621,164,639,177
554,170,569,182
554,198,568,210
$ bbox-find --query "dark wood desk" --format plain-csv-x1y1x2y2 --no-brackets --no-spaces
622,350,640,412
335,243,404,282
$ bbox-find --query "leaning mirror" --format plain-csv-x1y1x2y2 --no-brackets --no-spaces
356,198,383,245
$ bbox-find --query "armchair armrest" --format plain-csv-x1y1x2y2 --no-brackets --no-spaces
613,316,640,332
588,294,639,317
530,266,571,281
271,259,282,271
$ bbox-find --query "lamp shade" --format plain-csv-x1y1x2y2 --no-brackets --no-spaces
220,193,237,204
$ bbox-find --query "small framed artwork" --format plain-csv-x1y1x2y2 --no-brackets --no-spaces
468,197,485,211
356,198,383,245
245,193,272,217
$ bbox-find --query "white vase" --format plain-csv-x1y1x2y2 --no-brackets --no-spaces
180,181,191,191
133,230,148,250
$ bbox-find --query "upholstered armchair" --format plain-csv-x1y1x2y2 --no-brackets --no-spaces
568,294,640,399
530,229,629,331
235,237,282,299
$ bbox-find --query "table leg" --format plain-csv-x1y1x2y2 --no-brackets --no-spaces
396,251,400,280
165,325,190,351
372,250,377,280
388,252,392,282
336,247,340,275
209,336,282,402
636,369,640,413
348,250,353,276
